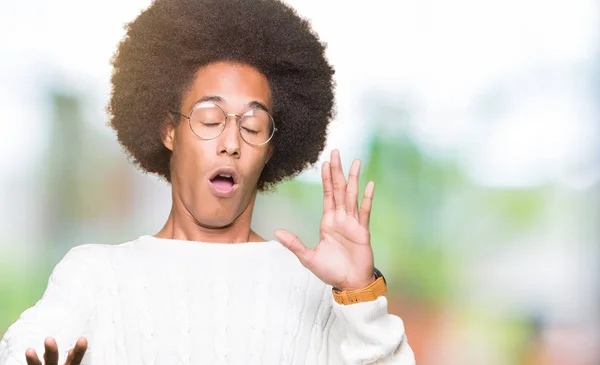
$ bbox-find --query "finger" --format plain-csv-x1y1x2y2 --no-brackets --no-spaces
321,161,334,213
43,337,59,365
345,159,361,218
274,229,315,267
359,181,375,228
330,149,346,212
25,349,42,365
66,337,88,365
65,349,74,365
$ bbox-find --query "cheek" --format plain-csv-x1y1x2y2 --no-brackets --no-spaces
173,130,210,177
242,149,269,182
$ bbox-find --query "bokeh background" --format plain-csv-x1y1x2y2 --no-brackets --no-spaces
1,0,599,364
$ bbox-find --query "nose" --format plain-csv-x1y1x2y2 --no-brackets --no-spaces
217,114,241,157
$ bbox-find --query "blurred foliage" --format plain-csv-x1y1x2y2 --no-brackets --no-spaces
274,128,551,307
0,88,587,365
363,134,458,304
0,251,53,334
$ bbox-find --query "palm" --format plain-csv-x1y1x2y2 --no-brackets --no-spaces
275,150,376,291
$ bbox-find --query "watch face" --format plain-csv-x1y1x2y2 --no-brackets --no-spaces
373,267,386,285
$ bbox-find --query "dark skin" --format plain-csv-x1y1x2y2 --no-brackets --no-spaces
24,61,376,363
157,61,274,243
158,62,377,291
25,337,87,365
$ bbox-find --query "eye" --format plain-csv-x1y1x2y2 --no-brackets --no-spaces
202,122,223,127
242,127,259,135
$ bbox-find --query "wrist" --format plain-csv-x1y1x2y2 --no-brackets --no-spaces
332,268,387,305
335,273,377,292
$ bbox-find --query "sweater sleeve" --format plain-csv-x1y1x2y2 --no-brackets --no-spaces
323,294,416,365
0,244,107,365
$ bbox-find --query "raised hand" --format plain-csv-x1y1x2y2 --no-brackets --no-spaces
275,149,376,291
25,337,87,365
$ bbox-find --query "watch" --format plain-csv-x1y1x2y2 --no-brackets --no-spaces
332,267,387,305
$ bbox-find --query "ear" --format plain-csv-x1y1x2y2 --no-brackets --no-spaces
265,144,274,165
161,121,176,152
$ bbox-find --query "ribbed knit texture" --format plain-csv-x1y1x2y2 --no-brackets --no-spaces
0,236,414,365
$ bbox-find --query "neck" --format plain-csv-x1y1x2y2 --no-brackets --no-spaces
156,192,263,244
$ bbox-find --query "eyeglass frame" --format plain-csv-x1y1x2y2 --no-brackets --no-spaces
169,101,277,146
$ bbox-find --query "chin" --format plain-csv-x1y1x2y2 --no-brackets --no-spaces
213,218,238,229
193,207,242,229
192,213,233,229
186,190,254,228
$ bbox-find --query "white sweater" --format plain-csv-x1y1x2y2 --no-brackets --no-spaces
0,236,414,365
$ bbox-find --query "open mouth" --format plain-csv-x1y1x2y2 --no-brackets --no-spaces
208,168,239,197
211,174,235,190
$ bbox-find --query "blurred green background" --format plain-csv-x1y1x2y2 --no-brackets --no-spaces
1,1,599,364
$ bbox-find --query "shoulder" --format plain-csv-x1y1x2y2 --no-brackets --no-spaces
56,243,113,270
58,236,142,266
54,236,148,275
45,238,153,301
62,242,113,258
48,243,118,290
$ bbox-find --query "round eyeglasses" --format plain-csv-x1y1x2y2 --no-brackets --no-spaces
171,101,277,146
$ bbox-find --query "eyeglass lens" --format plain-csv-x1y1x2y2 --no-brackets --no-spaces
189,102,275,145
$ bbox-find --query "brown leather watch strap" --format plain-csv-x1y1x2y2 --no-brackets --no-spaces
332,276,387,305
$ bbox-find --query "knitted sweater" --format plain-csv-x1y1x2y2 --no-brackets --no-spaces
0,235,414,365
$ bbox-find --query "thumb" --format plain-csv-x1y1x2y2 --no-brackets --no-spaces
274,229,313,266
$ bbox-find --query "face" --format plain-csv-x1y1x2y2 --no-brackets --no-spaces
162,62,273,228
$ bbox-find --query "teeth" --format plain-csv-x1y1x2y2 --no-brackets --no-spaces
220,174,231,178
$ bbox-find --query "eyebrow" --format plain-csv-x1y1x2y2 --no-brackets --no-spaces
192,95,271,114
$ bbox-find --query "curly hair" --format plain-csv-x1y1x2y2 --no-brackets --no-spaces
108,0,335,191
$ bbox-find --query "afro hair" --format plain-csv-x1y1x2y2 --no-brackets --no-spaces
108,0,335,191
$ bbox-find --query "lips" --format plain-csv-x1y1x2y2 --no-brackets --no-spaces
208,167,239,198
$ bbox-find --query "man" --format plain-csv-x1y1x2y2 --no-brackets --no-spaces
0,0,415,364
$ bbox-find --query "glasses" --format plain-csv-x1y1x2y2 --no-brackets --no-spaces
172,101,277,146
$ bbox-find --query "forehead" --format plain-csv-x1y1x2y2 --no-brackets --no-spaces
184,62,272,112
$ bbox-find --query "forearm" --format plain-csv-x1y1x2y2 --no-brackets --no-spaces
327,296,415,365
0,302,94,364
0,244,104,365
